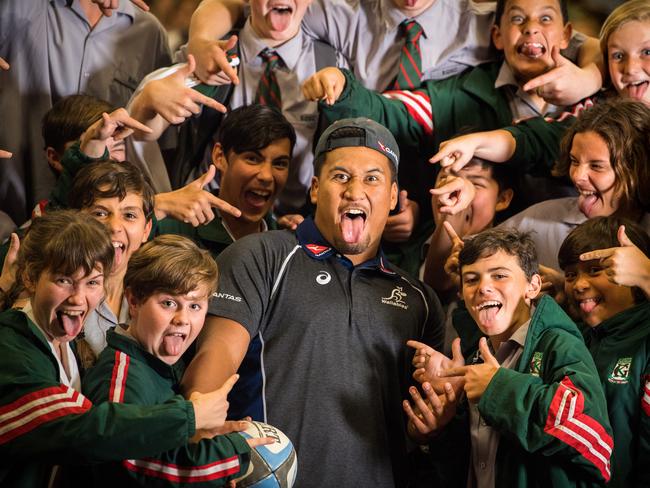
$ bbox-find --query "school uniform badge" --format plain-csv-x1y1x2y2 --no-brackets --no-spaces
608,357,632,384
530,352,543,377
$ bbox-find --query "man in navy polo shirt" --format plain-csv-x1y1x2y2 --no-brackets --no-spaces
182,118,444,487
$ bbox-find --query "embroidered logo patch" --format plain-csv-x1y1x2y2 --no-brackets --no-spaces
608,357,632,384
530,352,543,377
305,244,330,257
381,286,408,310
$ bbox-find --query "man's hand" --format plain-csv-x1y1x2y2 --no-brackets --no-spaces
0,149,11,158
0,57,9,70
383,191,419,243
580,225,650,296
190,374,239,431
0,233,19,294
439,337,499,403
187,34,240,86
523,46,602,106
403,381,458,442
302,68,346,105
277,214,304,231
430,173,476,217
92,0,149,17
154,164,241,225
442,222,465,290
80,108,152,158
407,337,465,394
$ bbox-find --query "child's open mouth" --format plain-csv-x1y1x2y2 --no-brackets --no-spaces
626,80,649,100
476,300,502,323
577,189,601,217
577,297,601,315
163,331,188,356
56,309,85,337
518,42,546,59
268,3,294,31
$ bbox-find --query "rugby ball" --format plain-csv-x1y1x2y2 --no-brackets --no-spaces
237,421,297,488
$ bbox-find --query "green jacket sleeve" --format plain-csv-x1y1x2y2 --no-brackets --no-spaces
86,350,251,486
479,329,613,484
320,69,428,150
0,379,195,464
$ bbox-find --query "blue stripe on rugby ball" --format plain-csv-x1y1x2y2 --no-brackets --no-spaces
239,432,294,471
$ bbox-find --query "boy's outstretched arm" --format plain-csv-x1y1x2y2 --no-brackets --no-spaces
304,68,432,150
430,130,516,173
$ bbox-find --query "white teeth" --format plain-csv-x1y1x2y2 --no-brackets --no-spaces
477,300,501,310
524,42,543,48
347,209,364,215
61,310,83,316
112,242,125,249
579,297,599,304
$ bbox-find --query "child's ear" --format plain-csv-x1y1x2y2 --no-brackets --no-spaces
491,24,504,51
22,270,35,294
495,188,514,212
212,143,228,174
125,288,140,318
142,218,153,244
526,273,543,301
45,147,64,174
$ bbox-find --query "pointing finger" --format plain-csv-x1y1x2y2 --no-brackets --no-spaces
580,248,615,262
218,374,240,394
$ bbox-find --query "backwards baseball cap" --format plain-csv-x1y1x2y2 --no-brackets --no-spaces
314,117,400,171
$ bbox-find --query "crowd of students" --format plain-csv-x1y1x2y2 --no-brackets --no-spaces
0,0,649,486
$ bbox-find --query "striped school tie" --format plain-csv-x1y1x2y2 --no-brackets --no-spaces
255,49,282,109
393,20,424,90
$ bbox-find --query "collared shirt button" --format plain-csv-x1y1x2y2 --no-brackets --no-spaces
480,462,487,470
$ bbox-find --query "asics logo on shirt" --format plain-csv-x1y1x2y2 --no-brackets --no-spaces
316,271,331,285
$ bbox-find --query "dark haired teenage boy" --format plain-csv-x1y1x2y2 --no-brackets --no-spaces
559,216,650,487
405,228,613,488
156,104,296,254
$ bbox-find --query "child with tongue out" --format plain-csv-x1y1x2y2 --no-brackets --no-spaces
493,99,650,273
558,216,650,488
0,211,257,488
83,234,270,488
403,227,613,488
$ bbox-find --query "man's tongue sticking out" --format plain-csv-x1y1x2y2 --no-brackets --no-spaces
163,333,184,357
341,214,364,243
268,7,292,32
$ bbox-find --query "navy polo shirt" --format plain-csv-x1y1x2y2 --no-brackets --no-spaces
208,217,444,487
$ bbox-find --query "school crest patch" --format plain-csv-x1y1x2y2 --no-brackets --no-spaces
530,352,543,377
608,357,632,384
